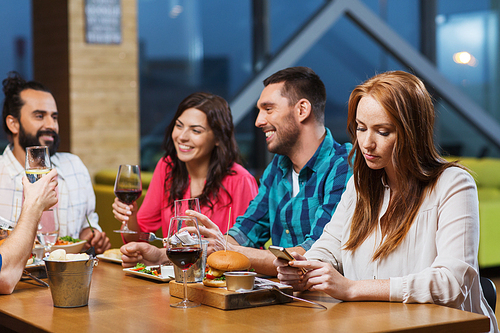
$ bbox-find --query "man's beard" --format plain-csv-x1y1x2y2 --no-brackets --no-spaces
267,111,300,156
18,123,60,156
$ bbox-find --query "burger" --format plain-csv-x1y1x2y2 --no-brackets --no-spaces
203,251,251,287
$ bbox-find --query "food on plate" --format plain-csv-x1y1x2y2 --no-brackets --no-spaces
26,253,35,265
203,251,251,287
55,235,84,246
103,248,122,260
129,263,161,276
47,249,89,261
0,230,11,246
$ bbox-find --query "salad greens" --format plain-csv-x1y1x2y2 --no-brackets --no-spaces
58,235,84,243
130,263,160,276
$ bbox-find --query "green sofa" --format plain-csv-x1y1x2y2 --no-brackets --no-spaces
444,157,500,268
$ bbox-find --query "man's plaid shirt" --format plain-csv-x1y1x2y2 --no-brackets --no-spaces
229,129,352,250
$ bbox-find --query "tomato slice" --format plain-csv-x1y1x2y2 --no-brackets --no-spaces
206,274,215,280
130,267,145,271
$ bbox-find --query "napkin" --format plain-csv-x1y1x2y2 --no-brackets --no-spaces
171,230,198,246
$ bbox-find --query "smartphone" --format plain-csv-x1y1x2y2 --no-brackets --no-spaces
268,245,307,273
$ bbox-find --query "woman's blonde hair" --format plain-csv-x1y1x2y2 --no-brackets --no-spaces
344,71,459,260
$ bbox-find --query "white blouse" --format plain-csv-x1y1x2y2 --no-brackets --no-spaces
306,167,498,332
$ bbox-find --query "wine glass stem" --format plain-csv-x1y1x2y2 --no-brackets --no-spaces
183,270,188,302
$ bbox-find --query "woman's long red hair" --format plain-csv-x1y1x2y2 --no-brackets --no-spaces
344,71,459,260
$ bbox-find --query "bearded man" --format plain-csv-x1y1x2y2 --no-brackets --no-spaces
0,72,110,254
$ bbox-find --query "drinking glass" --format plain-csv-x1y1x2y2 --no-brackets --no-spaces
166,216,202,308
25,146,51,183
172,198,203,281
26,146,57,254
113,165,142,234
37,209,59,255
174,198,200,217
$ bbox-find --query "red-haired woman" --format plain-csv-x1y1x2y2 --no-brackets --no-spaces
274,71,498,332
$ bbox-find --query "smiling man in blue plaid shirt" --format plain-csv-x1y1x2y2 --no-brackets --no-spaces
188,67,352,276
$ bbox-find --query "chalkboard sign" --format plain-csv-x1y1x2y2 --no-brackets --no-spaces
85,0,121,44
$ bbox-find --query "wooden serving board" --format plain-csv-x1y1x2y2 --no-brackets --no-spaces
169,280,293,310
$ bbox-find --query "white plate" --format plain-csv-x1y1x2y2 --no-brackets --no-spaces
51,240,87,253
96,254,122,264
123,265,175,282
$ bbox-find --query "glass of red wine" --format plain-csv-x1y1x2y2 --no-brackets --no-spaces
166,216,202,308
113,164,142,234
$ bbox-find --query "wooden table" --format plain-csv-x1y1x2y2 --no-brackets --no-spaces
0,261,490,333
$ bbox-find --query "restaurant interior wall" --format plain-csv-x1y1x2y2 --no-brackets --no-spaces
0,0,140,178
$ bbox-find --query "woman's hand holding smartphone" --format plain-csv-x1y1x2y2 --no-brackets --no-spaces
268,245,307,274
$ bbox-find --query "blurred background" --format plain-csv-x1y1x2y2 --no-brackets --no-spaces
1,0,500,178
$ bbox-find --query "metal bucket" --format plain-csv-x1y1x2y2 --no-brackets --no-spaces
43,257,98,308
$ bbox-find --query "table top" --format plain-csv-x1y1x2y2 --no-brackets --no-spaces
0,261,490,333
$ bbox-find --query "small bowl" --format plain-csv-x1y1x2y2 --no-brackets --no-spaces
51,240,87,254
161,265,175,278
224,271,257,291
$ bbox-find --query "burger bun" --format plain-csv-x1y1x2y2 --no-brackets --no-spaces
207,251,251,271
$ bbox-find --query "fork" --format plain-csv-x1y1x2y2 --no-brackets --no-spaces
138,232,165,243
86,215,95,236
23,270,49,288
270,284,327,310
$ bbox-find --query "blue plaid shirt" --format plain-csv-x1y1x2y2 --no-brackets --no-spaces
229,129,352,250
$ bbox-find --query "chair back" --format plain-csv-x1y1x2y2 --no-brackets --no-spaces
480,276,497,313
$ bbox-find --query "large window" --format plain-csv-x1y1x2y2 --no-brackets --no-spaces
0,0,32,148
138,0,254,170
137,0,424,171
436,0,500,157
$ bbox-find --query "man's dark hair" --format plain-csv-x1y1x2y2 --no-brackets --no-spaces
263,66,326,124
2,71,51,136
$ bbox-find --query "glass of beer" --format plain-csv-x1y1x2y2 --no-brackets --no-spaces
25,146,51,183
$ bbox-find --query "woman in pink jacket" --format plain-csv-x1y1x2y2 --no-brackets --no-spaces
113,92,258,241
